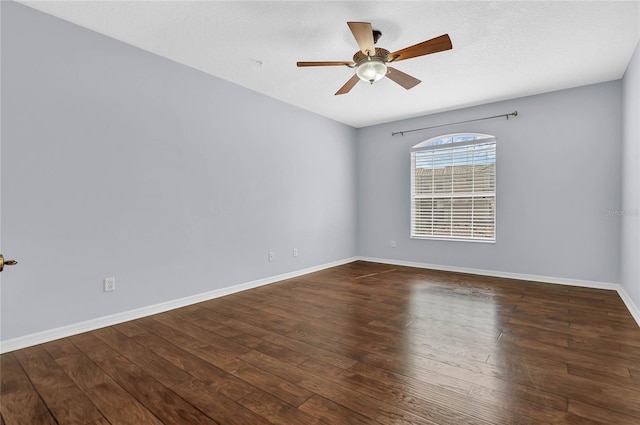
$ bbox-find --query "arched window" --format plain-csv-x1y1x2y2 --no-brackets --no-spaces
411,133,496,241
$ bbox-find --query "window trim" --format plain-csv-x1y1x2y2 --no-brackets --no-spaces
410,133,496,243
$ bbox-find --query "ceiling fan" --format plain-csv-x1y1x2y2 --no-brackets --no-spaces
297,22,452,95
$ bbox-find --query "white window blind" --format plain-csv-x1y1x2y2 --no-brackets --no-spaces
411,133,496,242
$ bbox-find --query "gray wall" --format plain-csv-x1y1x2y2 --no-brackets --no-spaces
1,2,357,340
356,82,622,284
622,40,640,307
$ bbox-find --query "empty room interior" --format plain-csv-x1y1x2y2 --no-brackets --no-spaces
2,1,640,424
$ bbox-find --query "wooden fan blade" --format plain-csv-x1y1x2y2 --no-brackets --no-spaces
335,74,360,95
388,34,452,62
386,67,421,90
347,22,375,56
297,61,355,67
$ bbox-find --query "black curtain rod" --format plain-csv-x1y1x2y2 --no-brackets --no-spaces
391,111,518,136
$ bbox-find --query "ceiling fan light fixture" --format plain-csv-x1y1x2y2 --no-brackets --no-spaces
297,22,451,95
356,57,387,83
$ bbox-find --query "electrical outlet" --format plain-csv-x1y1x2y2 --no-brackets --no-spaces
293,248,298,257
268,252,275,262
103,277,116,292
391,240,397,248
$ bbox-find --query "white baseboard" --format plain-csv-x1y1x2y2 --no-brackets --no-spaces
616,285,640,326
0,257,358,354
3,255,638,353
357,256,640,327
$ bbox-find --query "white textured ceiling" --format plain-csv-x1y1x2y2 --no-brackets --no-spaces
19,1,640,128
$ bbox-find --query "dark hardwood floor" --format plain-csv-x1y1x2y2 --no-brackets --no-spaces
2,261,640,424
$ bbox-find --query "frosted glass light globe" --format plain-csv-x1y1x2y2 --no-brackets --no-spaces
356,58,387,83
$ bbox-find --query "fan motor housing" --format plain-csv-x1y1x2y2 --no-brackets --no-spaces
353,48,390,64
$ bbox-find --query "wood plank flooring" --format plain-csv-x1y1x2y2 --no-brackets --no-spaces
2,261,640,424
